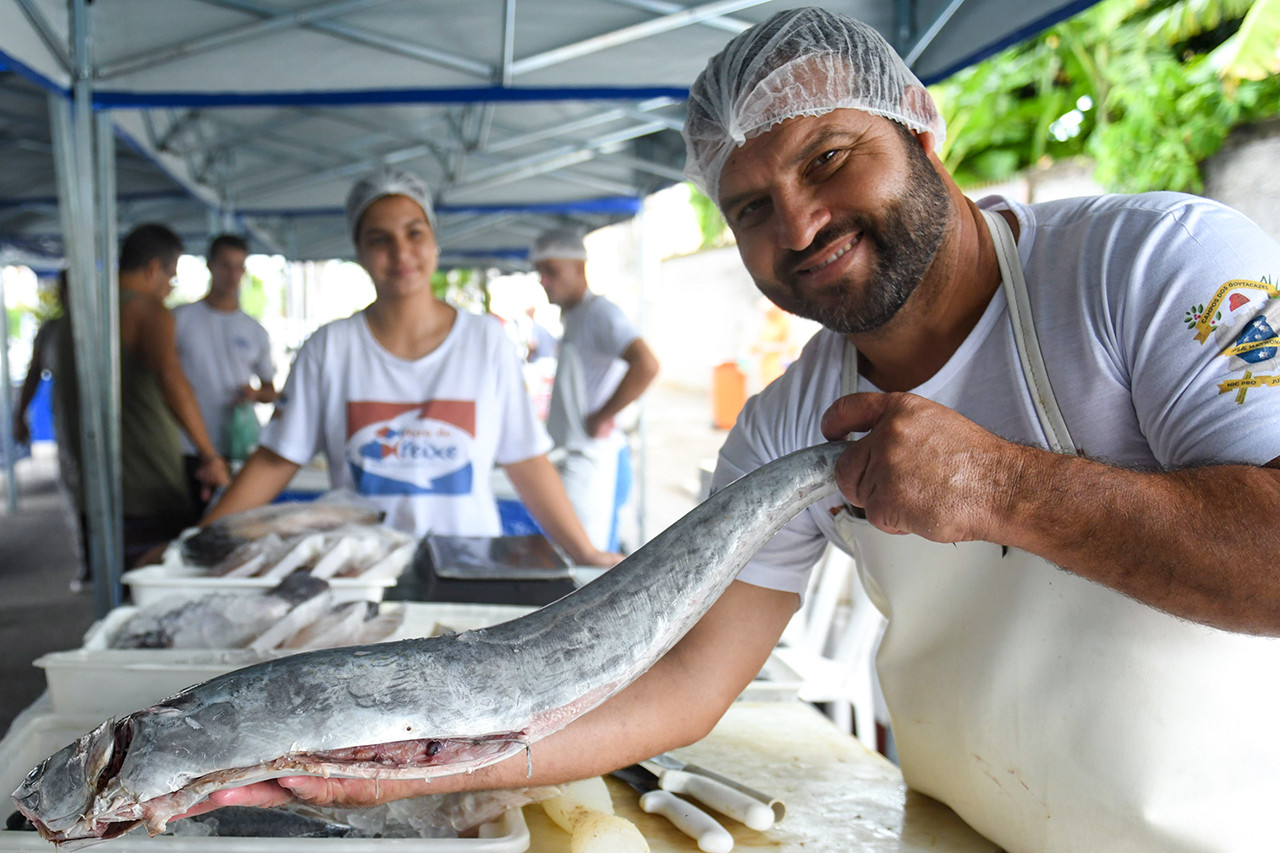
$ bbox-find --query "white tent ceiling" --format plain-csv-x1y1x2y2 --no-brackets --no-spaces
0,0,1100,268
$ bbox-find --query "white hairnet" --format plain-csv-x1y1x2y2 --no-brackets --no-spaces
345,166,437,244
683,7,946,203
529,227,588,263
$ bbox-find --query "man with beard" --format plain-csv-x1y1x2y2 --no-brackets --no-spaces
194,9,1280,851
683,7,1280,852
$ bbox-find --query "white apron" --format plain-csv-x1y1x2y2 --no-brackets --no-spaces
831,211,1280,853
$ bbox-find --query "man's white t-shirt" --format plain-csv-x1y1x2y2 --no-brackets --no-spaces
174,300,275,456
261,310,552,538
715,191,1280,591
546,291,639,450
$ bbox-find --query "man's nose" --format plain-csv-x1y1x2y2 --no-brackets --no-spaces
774,190,831,252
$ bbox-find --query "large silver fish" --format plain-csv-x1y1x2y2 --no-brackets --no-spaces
13,441,848,848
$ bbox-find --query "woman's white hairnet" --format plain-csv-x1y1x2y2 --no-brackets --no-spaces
345,166,438,245
683,7,946,204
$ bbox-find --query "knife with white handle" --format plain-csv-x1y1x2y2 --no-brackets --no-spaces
645,753,784,830
611,764,734,852
639,789,734,853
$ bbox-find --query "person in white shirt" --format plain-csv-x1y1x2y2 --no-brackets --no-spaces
533,228,659,550
195,11,1280,851
174,234,277,511
203,169,617,568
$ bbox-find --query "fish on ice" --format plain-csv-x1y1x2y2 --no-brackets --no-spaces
13,442,848,848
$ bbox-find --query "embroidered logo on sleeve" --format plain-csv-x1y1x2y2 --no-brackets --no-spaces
345,400,476,495
1186,277,1280,403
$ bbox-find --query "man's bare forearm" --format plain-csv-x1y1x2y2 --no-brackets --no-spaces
159,366,220,459
999,448,1280,635
590,339,659,425
823,391,1280,636
201,446,298,524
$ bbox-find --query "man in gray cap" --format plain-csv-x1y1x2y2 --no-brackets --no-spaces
192,11,1280,851
532,227,659,551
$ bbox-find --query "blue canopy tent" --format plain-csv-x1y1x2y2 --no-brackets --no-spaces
0,0,1100,613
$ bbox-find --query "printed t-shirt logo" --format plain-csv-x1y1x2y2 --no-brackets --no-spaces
345,400,475,495
1184,277,1280,404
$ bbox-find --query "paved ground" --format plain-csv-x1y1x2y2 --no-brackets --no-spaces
0,448,96,737
0,383,732,737
633,382,730,545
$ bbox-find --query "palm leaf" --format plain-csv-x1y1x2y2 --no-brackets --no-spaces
1211,0,1280,79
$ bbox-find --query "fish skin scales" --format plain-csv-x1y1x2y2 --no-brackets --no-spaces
14,441,849,847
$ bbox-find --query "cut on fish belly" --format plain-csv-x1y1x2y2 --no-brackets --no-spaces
13,441,850,848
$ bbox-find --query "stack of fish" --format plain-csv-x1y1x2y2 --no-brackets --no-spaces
170,497,415,583
108,571,406,653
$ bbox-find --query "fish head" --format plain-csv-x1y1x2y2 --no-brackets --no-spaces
11,718,140,847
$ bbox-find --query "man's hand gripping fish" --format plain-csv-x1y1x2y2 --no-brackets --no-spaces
13,441,850,848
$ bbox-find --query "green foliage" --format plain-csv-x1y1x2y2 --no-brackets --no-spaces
240,272,268,319
930,0,1280,194
1212,0,1280,79
432,267,490,313
688,185,732,249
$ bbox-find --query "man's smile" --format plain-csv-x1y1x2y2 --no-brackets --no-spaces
795,230,865,280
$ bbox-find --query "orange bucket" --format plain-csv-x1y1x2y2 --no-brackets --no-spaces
712,361,748,430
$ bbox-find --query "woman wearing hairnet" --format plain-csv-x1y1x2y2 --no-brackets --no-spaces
204,167,618,568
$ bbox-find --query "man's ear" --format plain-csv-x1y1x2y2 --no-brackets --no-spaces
915,130,938,156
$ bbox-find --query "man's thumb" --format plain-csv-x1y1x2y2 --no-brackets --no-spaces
820,392,889,440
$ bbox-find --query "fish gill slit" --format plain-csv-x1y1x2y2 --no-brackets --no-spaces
94,721,134,795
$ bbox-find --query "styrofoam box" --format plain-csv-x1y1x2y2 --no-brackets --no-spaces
36,603,537,718
121,564,399,607
0,702,530,852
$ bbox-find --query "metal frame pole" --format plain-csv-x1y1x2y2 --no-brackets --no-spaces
48,0,123,615
93,107,123,613
0,269,17,513
634,205,654,545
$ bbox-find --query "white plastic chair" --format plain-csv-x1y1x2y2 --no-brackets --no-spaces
775,546,886,750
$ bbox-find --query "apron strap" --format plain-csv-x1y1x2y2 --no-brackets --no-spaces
838,210,1076,455
982,209,1076,455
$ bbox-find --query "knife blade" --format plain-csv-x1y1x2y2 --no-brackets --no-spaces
644,753,783,831
610,764,734,853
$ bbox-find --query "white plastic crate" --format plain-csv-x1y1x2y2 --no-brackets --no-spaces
121,564,399,607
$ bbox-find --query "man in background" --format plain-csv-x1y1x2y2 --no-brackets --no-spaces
174,233,276,512
532,228,659,551
59,223,230,568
